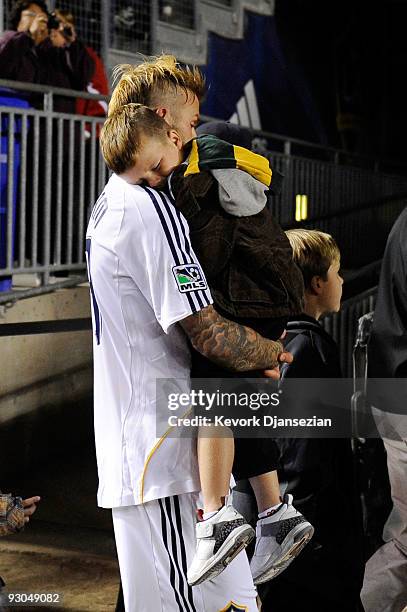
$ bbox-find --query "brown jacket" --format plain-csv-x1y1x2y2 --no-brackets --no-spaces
171,165,304,321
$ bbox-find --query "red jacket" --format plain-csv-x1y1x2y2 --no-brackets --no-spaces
76,46,108,120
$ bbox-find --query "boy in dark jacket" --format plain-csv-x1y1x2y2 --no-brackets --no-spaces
100,105,313,588
257,228,365,611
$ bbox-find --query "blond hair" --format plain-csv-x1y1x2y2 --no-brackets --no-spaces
108,55,205,116
286,229,340,290
54,8,75,26
100,103,169,175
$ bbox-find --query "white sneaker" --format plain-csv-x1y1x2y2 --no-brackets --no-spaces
250,493,314,585
187,503,255,586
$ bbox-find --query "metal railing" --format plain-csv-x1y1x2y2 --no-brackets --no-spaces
271,153,407,267
0,79,109,290
269,153,407,224
199,115,407,267
323,286,377,378
246,129,407,268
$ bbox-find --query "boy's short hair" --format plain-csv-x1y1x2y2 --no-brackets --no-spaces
109,55,205,116
100,103,168,175
286,229,340,290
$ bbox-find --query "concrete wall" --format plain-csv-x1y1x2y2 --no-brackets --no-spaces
0,285,96,494
108,0,275,71
0,286,92,424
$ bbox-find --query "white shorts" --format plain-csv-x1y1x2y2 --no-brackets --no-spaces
112,492,258,612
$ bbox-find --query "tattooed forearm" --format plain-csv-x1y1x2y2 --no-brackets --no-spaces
180,305,283,372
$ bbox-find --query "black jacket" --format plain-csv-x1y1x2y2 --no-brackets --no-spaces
368,206,407,414
0,31,94,112
282,315,341,378
259,315,365,611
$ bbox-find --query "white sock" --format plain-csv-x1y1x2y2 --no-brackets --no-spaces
258,501,281,519
203,510,218,520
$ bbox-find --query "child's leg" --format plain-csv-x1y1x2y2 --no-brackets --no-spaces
249,471,281,513
189,426,255,587
248,468,314,586
197,425,234,513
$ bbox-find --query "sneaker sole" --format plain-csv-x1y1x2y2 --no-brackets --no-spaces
253,522,314,585
188,524,255,586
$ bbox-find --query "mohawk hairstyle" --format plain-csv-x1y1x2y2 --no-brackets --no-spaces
109,55,205,116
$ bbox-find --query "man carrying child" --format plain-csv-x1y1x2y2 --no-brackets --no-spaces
88,55,296,612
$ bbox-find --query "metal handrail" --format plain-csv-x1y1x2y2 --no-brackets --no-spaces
0,276,89,306
323,286,378,378
0,78,110,102
0,82,403,172
0,104,108,122
199,113,407,173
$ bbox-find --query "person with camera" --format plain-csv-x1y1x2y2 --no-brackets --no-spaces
0,1,49,86
52,8,109,121
0,1,94,273
0,1,93,112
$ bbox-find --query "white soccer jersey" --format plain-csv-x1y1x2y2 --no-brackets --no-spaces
86,174,213,509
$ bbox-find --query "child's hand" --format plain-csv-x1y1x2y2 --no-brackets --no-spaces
22,496,41,524
263,365,280,379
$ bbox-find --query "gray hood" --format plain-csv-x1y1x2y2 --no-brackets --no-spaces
211,168,267,217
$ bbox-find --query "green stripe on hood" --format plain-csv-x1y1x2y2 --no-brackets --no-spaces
184,134,272,187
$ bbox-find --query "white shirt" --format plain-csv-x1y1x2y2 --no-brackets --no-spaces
86,174,212,508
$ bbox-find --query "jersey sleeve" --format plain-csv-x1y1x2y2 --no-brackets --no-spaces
116,185,213,333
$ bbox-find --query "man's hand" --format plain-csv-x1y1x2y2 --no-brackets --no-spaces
22,496,40,524
29,14,49,45
263,329,293,378
263,350,293,379
180,305,287,372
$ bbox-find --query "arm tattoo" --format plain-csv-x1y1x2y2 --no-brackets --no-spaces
180,305,283,372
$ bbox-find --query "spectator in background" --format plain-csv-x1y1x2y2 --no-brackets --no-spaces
51,8,109,249
361,207,407,612
0,492,40,591
0,1,95,278
53,8,109,128
0,0,94,112
0,1,49,85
